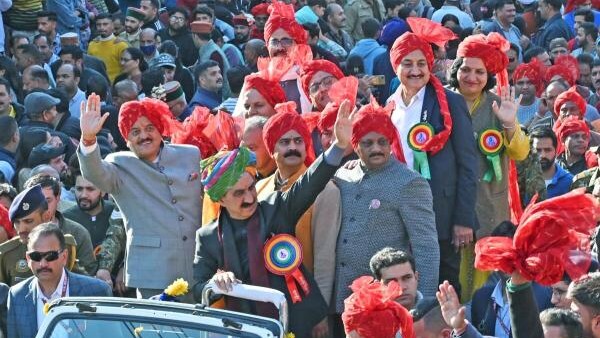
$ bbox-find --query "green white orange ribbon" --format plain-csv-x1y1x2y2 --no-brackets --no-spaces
408,123,434,179
478,128,504,182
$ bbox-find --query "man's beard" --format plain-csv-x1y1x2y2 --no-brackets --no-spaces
540,157,555,171
77,197,101,211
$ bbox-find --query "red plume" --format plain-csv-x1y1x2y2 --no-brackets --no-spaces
171,106,217,158
329,76,359,108
406,17,457,48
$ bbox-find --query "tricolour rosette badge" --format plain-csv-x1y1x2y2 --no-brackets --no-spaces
478,128,504,182
263,234,309,303
407,122,434,179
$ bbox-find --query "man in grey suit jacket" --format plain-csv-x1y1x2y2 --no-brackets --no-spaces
77,94,202,300
193,100,354,338
7,224,112,338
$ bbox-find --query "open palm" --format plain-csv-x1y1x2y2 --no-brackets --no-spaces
436,281,467,330
80,93,109,140
493,86,522,125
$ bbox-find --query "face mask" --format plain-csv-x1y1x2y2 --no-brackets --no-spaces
140,44,156,56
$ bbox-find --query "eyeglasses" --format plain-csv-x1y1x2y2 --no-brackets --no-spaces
28,250,63,262
120,57,132,62
508,57,516,62
309,76,336,94
269,37,294,48
170,16,185,22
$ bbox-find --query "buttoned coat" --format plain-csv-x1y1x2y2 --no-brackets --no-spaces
77,144,202,289
7,271,112,338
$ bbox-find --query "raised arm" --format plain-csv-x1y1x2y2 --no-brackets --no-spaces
77,93,122,194
280,100,354,226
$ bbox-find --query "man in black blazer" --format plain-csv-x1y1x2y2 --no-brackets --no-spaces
387,20,479,293
193,100,354,338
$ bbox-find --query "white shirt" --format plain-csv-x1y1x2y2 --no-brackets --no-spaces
388,85,427,169
36,268,69,329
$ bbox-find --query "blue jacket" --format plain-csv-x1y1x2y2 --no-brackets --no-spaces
7,270,112,338
533,13,574,51
470,280,552,337
348,39,386,75
373,49,395,104
188,87,222,111
547,163,574,199
564,10,600,34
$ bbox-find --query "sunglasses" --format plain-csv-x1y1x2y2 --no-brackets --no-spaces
28,250,63,262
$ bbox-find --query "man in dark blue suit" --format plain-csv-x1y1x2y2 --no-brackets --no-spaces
7,224,112,338
387,18,479,293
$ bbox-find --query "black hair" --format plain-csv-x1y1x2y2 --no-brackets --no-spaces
303,22,321,40
397,7,414,20
226,65,251,95
28,223,66,251
539,309,583,338
18,44,43,64
124,47,149,72
530,126,558,149
193,5,215,20
494,0,515,11
574,8,595,22
361,18,381,39
523,46,546,63
579,22,598,43
36,11,58,21
25,174,61,196
169,6,190,20
0,183,17,200
345,54,365,76
577,52,594,68
45,88,70,114
541,0,562,11
159,40,178,59
96,13,113,21
441,14,460,26
383,0,403,12
194,60,219,80
491,220,517,238
0,116,17,146
369,247,416,280
86,75,110,101
0,56,21,98
141,67,165,97
142,0,160,9
57,62,81,78
27,65,50,84
58,45,84,60
0,77,13,96
447,57,497,92
568,272,600,314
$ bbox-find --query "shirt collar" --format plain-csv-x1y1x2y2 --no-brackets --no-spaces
394,85,426,109
37,268,67,301
491,280,506,307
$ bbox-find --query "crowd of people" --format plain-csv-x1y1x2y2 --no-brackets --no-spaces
0,0,599,337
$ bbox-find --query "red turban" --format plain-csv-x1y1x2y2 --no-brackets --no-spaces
351,99,406,163
264,1,307,44
556,116,590,144
475,188,600,285
389,17,456,155
300,60,345,97
262,101,315,165
118,98,181,140
244,74,287,108
251,2,269,16
554,86,587,120
342,276,415,338
171,106,218,158
545,55,579,87
513,58,546,97
0,205,14,239
457,33,510,92
318,77,359,132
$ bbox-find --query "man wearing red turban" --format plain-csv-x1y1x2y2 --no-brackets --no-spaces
264,1,312,113
322,98,438,337
256,101,316,273
554,86,588,121
78,94,202,300
301,59,345,111
250,3,269,40
556,116,596,175
387,17,478,292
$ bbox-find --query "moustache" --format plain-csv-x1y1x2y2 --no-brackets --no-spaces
369,152,385,158
78,198,91,205
36,268,52,274
241,200,256,209
273,50,287,57
284,150,302,158
137,138,153,145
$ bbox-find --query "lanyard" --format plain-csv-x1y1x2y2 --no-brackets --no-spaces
41,272,68,304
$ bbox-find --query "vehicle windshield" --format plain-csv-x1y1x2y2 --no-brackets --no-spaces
45,317,260,338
